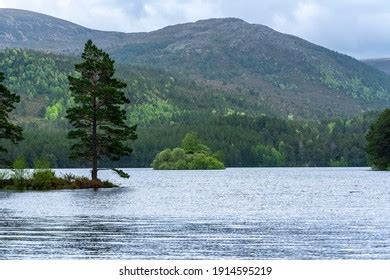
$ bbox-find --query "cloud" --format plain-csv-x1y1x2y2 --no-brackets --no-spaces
1,0,390,58
216,0,390,58
125,0,223,32
262,1,390,58
0,0,222,32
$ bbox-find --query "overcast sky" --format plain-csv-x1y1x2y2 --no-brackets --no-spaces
0,0,389,58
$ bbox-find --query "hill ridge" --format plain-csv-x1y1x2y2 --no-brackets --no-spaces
0,8,389,119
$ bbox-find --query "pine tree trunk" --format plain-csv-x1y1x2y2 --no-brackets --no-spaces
92,149,98,181
92,93,98,181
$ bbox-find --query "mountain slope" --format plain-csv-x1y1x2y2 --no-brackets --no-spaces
362,58,390,75
0,8,139,52
1,48,275,124
111,18,390,111
0,9,389,119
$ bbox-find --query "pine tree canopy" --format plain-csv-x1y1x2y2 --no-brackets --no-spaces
0,71,23,154
366,108,390,170
66,40,137,179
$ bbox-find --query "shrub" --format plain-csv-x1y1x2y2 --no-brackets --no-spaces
175,159,188,169
11,156,29,189
32,156,55,185
32,170,55,182
190,153,209,169
207,157,225,169
33,156,52,170
62,173,76,181
171,148,186,161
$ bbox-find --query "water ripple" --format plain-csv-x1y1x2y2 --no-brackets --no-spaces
0,168,389,259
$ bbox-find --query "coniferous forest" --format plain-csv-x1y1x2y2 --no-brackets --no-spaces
0,48,385,169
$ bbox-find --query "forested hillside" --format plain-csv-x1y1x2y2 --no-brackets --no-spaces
0,48,378,168
0,9,388,168
111,18,390,113
1,9,390,119
0,110,377,168
0,48,275,124
362,58,390,75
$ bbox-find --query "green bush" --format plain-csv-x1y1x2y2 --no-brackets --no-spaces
11,156,29,189
175,159,188,169
151,132,225,170
32,156,55,185
172,148,186,161
207,157,225,169
32,170,55,182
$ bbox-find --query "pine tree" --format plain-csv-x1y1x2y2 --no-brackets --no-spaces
66,40,137,180
0,71,23,155
366,109,390,170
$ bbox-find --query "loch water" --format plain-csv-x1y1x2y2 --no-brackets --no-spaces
0,167,389,259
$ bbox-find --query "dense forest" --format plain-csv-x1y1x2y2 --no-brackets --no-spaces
0,110,378,168
0,48,383,168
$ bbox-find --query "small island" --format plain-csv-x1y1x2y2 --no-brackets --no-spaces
151,132,225,170
0,175,116,191
0,157,117,191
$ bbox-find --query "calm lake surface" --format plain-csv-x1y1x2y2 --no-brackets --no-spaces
0,167,389,259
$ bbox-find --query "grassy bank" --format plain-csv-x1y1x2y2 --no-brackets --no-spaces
0,174,117,191
0,155,136,191
0,158,118,191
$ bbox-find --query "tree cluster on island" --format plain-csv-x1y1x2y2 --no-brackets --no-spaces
151,132,225,170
